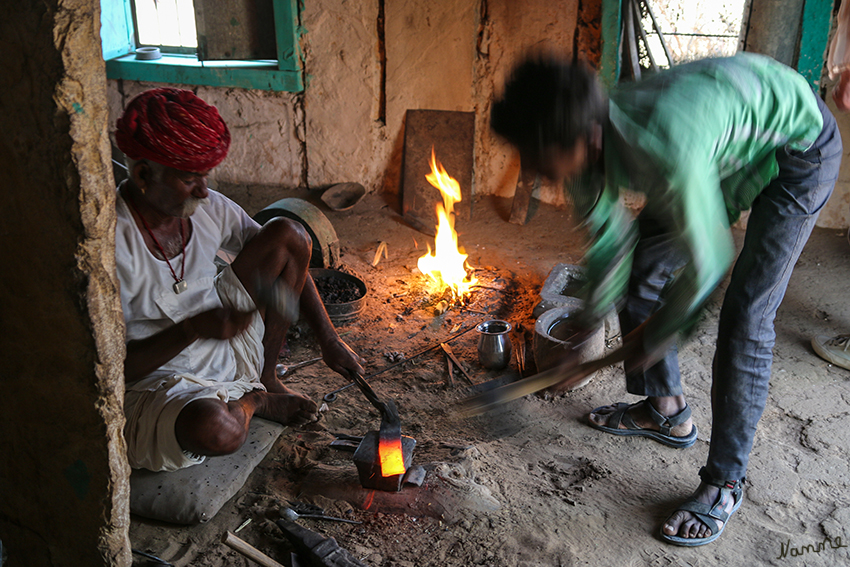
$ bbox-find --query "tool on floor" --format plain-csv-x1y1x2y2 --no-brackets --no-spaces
322,323,479,402
279,507,362,524
328,433,363,452
234,518,252,533
440,342,474,385
276,520,368,567
276,356,323,378
131,549,173,567
515,323,528,376
444,345,455,387
222,531,285,567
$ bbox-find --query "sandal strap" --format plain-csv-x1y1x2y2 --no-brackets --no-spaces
674,496,728,528
674,478,743,531
644,401,692,436
698,467,744,490
608,403,637,429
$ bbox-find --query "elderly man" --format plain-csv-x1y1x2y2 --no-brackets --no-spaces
115,88,363,472
491,53,841,546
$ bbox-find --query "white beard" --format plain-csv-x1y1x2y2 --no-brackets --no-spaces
180,196,210,218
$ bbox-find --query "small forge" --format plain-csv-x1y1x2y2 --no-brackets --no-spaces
353,431,417,492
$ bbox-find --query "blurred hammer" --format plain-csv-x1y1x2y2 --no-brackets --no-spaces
460,325,645,416
253,277,299,322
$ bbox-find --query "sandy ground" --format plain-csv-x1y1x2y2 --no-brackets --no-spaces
130,191,850,567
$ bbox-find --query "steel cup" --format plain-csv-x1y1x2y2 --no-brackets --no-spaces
476,320,513,370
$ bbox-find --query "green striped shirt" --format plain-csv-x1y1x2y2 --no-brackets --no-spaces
569,53,823,350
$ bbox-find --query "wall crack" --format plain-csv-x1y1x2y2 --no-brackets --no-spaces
295,1,309,188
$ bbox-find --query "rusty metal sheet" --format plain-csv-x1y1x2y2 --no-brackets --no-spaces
194,0,277,61
401,109,475,235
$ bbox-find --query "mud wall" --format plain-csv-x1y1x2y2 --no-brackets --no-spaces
818,94,850,229
741,0,849,230
107,0,850,230
107,0,595,211
0,1,130,566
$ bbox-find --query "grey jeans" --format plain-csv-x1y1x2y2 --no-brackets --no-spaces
619,93,843,482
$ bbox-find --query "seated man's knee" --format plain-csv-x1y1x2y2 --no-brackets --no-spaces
175,399,247,456
263,217,312,260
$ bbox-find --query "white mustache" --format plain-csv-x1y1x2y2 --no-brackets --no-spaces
181,196,210,217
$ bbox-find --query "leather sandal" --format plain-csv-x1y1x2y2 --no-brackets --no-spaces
587,400,698,448
660,467,744,546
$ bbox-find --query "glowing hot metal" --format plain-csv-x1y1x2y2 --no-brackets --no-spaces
350,372,413,490
378,436,406,477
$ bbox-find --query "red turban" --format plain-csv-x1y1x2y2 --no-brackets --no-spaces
115,88,231,172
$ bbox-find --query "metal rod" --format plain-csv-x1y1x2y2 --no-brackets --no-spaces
131,549,174,566
623,0,641,80
323,323,479,402
641,0,675,67
276,356,323,378
632,0,658,72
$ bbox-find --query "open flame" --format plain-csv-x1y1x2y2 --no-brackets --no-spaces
416,148,477,300
378,437,406,477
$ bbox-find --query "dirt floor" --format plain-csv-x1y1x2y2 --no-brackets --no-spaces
129,189,850,567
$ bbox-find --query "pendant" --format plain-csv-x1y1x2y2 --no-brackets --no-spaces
173,280,188,294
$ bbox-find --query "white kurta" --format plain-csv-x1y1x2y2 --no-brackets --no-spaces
116,188,266,471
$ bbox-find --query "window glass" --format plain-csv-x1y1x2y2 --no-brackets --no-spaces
135,0,198,49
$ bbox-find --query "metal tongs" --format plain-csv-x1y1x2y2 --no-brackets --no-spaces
350,372,403,458
351,372,400,426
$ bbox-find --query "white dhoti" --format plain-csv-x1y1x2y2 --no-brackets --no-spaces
124,265,266,472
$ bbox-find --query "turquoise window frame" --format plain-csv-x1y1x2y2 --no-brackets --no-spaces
598,0,834,92
101,0,304,92
798,0,834,91
598,0,622,89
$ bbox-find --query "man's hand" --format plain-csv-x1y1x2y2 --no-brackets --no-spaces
184,307,255,341
124,307,255,385
320,337,365,380
833,70,850,112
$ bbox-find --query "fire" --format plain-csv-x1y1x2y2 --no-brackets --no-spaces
378,437,406,477
416,148,477,300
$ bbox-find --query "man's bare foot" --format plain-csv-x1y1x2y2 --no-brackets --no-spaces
262,374,297,394
661,478,742,544
588,397,692,438
254,390,318,425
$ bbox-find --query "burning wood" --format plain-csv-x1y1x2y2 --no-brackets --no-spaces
417,148,477,303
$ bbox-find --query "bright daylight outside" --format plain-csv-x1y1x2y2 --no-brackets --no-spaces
132,0,747,63
135,0,197,48
638,0,747,66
